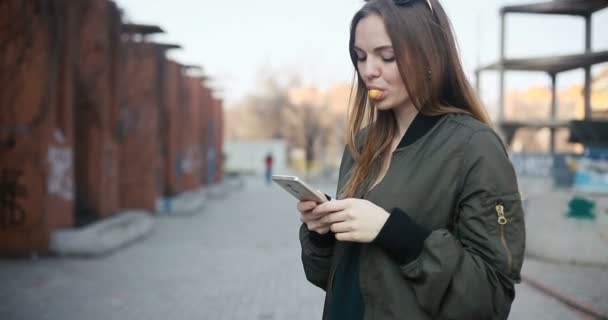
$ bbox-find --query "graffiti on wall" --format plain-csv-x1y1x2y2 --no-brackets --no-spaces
116,108,141,141
47,130,74,201
180,151,193,175
0,169,27,228
179,147,201,175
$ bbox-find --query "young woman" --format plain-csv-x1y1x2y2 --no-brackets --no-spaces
297,0,525,319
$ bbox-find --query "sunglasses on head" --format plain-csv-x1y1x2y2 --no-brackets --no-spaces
364,0,434,13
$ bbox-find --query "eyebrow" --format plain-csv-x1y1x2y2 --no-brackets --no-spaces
354,45,394,53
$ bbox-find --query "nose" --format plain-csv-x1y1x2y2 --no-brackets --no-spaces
359,57,381,81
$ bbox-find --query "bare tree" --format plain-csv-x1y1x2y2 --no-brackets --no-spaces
282,100,337,179
225,72,341,178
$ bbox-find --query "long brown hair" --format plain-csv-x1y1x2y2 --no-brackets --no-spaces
341,0,492,198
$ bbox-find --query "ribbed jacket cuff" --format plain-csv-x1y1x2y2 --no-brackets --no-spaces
373,208,431,265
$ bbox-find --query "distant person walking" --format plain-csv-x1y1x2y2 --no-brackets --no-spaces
264,153,274,185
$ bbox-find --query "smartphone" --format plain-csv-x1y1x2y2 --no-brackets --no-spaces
272,175,328,203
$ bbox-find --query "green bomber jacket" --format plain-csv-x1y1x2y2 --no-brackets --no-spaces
299,112,526,320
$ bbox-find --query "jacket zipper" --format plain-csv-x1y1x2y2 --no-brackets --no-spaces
495,203,513,274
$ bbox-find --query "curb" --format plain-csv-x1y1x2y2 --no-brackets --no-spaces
49,211,154,257
524,252,608,269
522,274,608,320
48,179,244,257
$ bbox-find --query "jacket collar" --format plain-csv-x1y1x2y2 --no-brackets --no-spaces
396,112,445,148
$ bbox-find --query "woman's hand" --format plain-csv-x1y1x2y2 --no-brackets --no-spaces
311,199,390,243
298,200,332,234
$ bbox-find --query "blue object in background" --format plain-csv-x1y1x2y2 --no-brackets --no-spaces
207,147,216,184
572,147,608,194
265,167,272,185
163,197,172,213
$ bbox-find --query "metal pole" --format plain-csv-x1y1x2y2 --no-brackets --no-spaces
584,14,592,119
550,73,557,154
499,12,506,123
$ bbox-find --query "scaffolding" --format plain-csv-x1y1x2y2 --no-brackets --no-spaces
476,0,608,153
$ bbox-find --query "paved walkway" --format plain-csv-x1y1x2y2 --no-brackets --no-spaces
0,176,606,319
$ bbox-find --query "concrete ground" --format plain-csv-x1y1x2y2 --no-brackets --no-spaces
0,175,606,319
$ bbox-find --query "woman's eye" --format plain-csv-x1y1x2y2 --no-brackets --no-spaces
382,57,395,62
356,56,367,62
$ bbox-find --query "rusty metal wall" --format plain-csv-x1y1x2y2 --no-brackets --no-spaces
0,0,225,255
179,76,203,191
212,97,225,183
73,0,122,223
200,90,224,185
117,42,162,211
199,85,212,185
161,60,183,196
0,0,78,255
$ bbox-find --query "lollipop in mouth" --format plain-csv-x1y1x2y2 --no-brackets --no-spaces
368,89,384,100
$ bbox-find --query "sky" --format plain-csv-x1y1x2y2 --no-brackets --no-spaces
115,0,608,116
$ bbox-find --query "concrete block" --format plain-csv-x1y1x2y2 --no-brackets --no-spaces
49,211,154,256
525,190,608,267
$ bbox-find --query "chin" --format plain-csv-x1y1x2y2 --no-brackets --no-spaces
373,100,395,111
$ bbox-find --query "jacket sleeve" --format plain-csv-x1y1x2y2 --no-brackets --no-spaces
299,224,335,290
299,145,355,290
399,129,525,319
